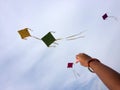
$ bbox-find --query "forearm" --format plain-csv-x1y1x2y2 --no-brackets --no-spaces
90,61,120,90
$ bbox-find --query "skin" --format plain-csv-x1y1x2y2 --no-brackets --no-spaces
76,53,120,90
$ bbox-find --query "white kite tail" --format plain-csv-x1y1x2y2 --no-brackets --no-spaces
108,16,119,22
65,31,86,40
108,16,120,27
72,62,80,79
72,69,81,79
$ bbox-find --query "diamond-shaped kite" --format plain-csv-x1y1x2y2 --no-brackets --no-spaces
18,28,31,39
41,32,56,47
102,13,108,20
67,62,73,68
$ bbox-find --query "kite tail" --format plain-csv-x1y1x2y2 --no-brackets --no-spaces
66,32,83,38
56,38,64,41
109,16,118,22
75,71,81,77
53,42,59,45
65,31,86,40
72,63,80,79
31,36,41,40
72,69,78,79
66,36,85,40
49,42,59,47
49,45,56,48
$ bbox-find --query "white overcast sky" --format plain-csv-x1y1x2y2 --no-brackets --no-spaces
0,0,120,90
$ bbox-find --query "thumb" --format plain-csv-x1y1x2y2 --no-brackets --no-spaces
75,59,80,63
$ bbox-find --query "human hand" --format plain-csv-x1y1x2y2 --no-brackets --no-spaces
76,53,92,67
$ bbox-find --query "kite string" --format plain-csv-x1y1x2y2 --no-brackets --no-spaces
26,28,42,40
31,35,41,40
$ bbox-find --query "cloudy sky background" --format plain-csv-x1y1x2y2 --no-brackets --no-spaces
0,0,120,90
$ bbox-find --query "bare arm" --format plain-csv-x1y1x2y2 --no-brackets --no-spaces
76,53,120,90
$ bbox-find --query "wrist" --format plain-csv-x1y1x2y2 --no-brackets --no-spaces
87,58,100,73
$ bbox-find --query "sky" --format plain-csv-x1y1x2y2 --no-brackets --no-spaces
0,0,120,90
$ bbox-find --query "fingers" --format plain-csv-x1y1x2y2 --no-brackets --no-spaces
75,53,84,63
75,53,92,66
76,55,79,60
75,59,79,63
76,53,85,59
75,55,80,63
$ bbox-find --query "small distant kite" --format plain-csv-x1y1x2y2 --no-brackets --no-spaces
102,13,108,20
18,28,85,47
102,13,118,21
67,62,73,68
18,28,31,39
67,62,80,79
